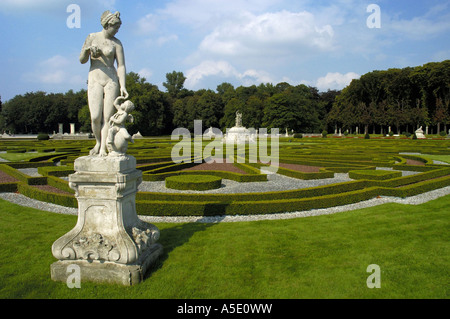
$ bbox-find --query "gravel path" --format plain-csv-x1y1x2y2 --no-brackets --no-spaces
138,173,353,194
1,185,448,224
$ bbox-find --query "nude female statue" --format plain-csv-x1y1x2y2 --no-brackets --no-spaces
80,10,129,156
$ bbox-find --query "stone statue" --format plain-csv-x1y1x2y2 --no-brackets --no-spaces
415,126,426,139
106,96,135,156
51,10,163,286
236,111,243,127
80,10,129,157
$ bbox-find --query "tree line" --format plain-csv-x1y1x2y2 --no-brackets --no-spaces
327,60,450,135
1,60,449,136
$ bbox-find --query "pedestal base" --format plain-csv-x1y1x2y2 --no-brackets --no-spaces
51,243,163,286
51,155,163,286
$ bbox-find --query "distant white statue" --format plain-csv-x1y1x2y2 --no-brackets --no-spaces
224,110,255,144
415,126,426,139
235,111,243,127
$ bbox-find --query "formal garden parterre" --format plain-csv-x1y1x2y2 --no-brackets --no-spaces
0,136,449,217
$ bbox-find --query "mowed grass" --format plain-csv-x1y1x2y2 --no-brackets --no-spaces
0,195,448,299
420,154,450,164
0,151,64,162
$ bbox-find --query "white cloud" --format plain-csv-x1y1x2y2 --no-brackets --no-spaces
184,60,274,89
136,13,159,35
138,68,153,80
199,10,335,58
0,0,60,9
160,0,283,28
157,34,178,46
315,72,360,91
185,60,239,88
24,55,84,85
388,16,450,40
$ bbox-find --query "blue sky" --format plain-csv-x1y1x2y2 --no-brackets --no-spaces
0,0,449,101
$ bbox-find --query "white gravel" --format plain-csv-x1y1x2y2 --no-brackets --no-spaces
1,185,449,224
17,168,42,177
137,172,353,194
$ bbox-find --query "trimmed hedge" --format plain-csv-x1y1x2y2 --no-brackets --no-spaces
6,148,26,153
0,164,47,185
349,169,402,180
135,174,450,216
257,164,335,180
17,183,77,208
47,176,75,194
136,187,382,216
37,166,74,177
137,180,369,203
166,174,222,191
1,138,449,216
0,182,18,193
143,169,267,182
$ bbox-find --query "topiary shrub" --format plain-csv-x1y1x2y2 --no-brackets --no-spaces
364,133,370,139
165,174,223,191
293,133,303,139
322,130,328,138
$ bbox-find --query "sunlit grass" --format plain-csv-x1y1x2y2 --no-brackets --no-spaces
420,154,450,164
0,195,448,299
0,152,63,162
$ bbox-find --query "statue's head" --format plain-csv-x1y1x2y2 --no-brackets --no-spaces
101,11,121,36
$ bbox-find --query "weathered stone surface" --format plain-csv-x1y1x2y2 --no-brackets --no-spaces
74,155,136,173
50,244,163,286
51,155,163,286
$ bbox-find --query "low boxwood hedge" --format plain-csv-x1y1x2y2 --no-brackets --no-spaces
165,174,222,191
6,148,26,153
143,169,267,183
0,182,18,192
136,187,382,216
349,169,402,180
0,164,47,185
17,183,77,208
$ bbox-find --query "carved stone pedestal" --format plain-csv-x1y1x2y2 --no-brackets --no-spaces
51,155,163,286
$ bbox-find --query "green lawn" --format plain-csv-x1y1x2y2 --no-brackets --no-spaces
420,154,450,164
0,152,62,162
0,194,448,299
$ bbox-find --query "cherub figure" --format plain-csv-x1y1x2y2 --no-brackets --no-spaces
106,96,135,156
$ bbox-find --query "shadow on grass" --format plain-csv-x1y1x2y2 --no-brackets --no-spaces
143,216,224,280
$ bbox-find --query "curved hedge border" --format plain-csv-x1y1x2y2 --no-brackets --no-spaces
349,169,402,180
166,174,222,191
0,138,449,216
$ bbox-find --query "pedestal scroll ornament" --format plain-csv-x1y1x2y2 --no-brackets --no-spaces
51,10,163,286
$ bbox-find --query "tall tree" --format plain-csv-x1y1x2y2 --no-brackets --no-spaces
163,71,186,98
